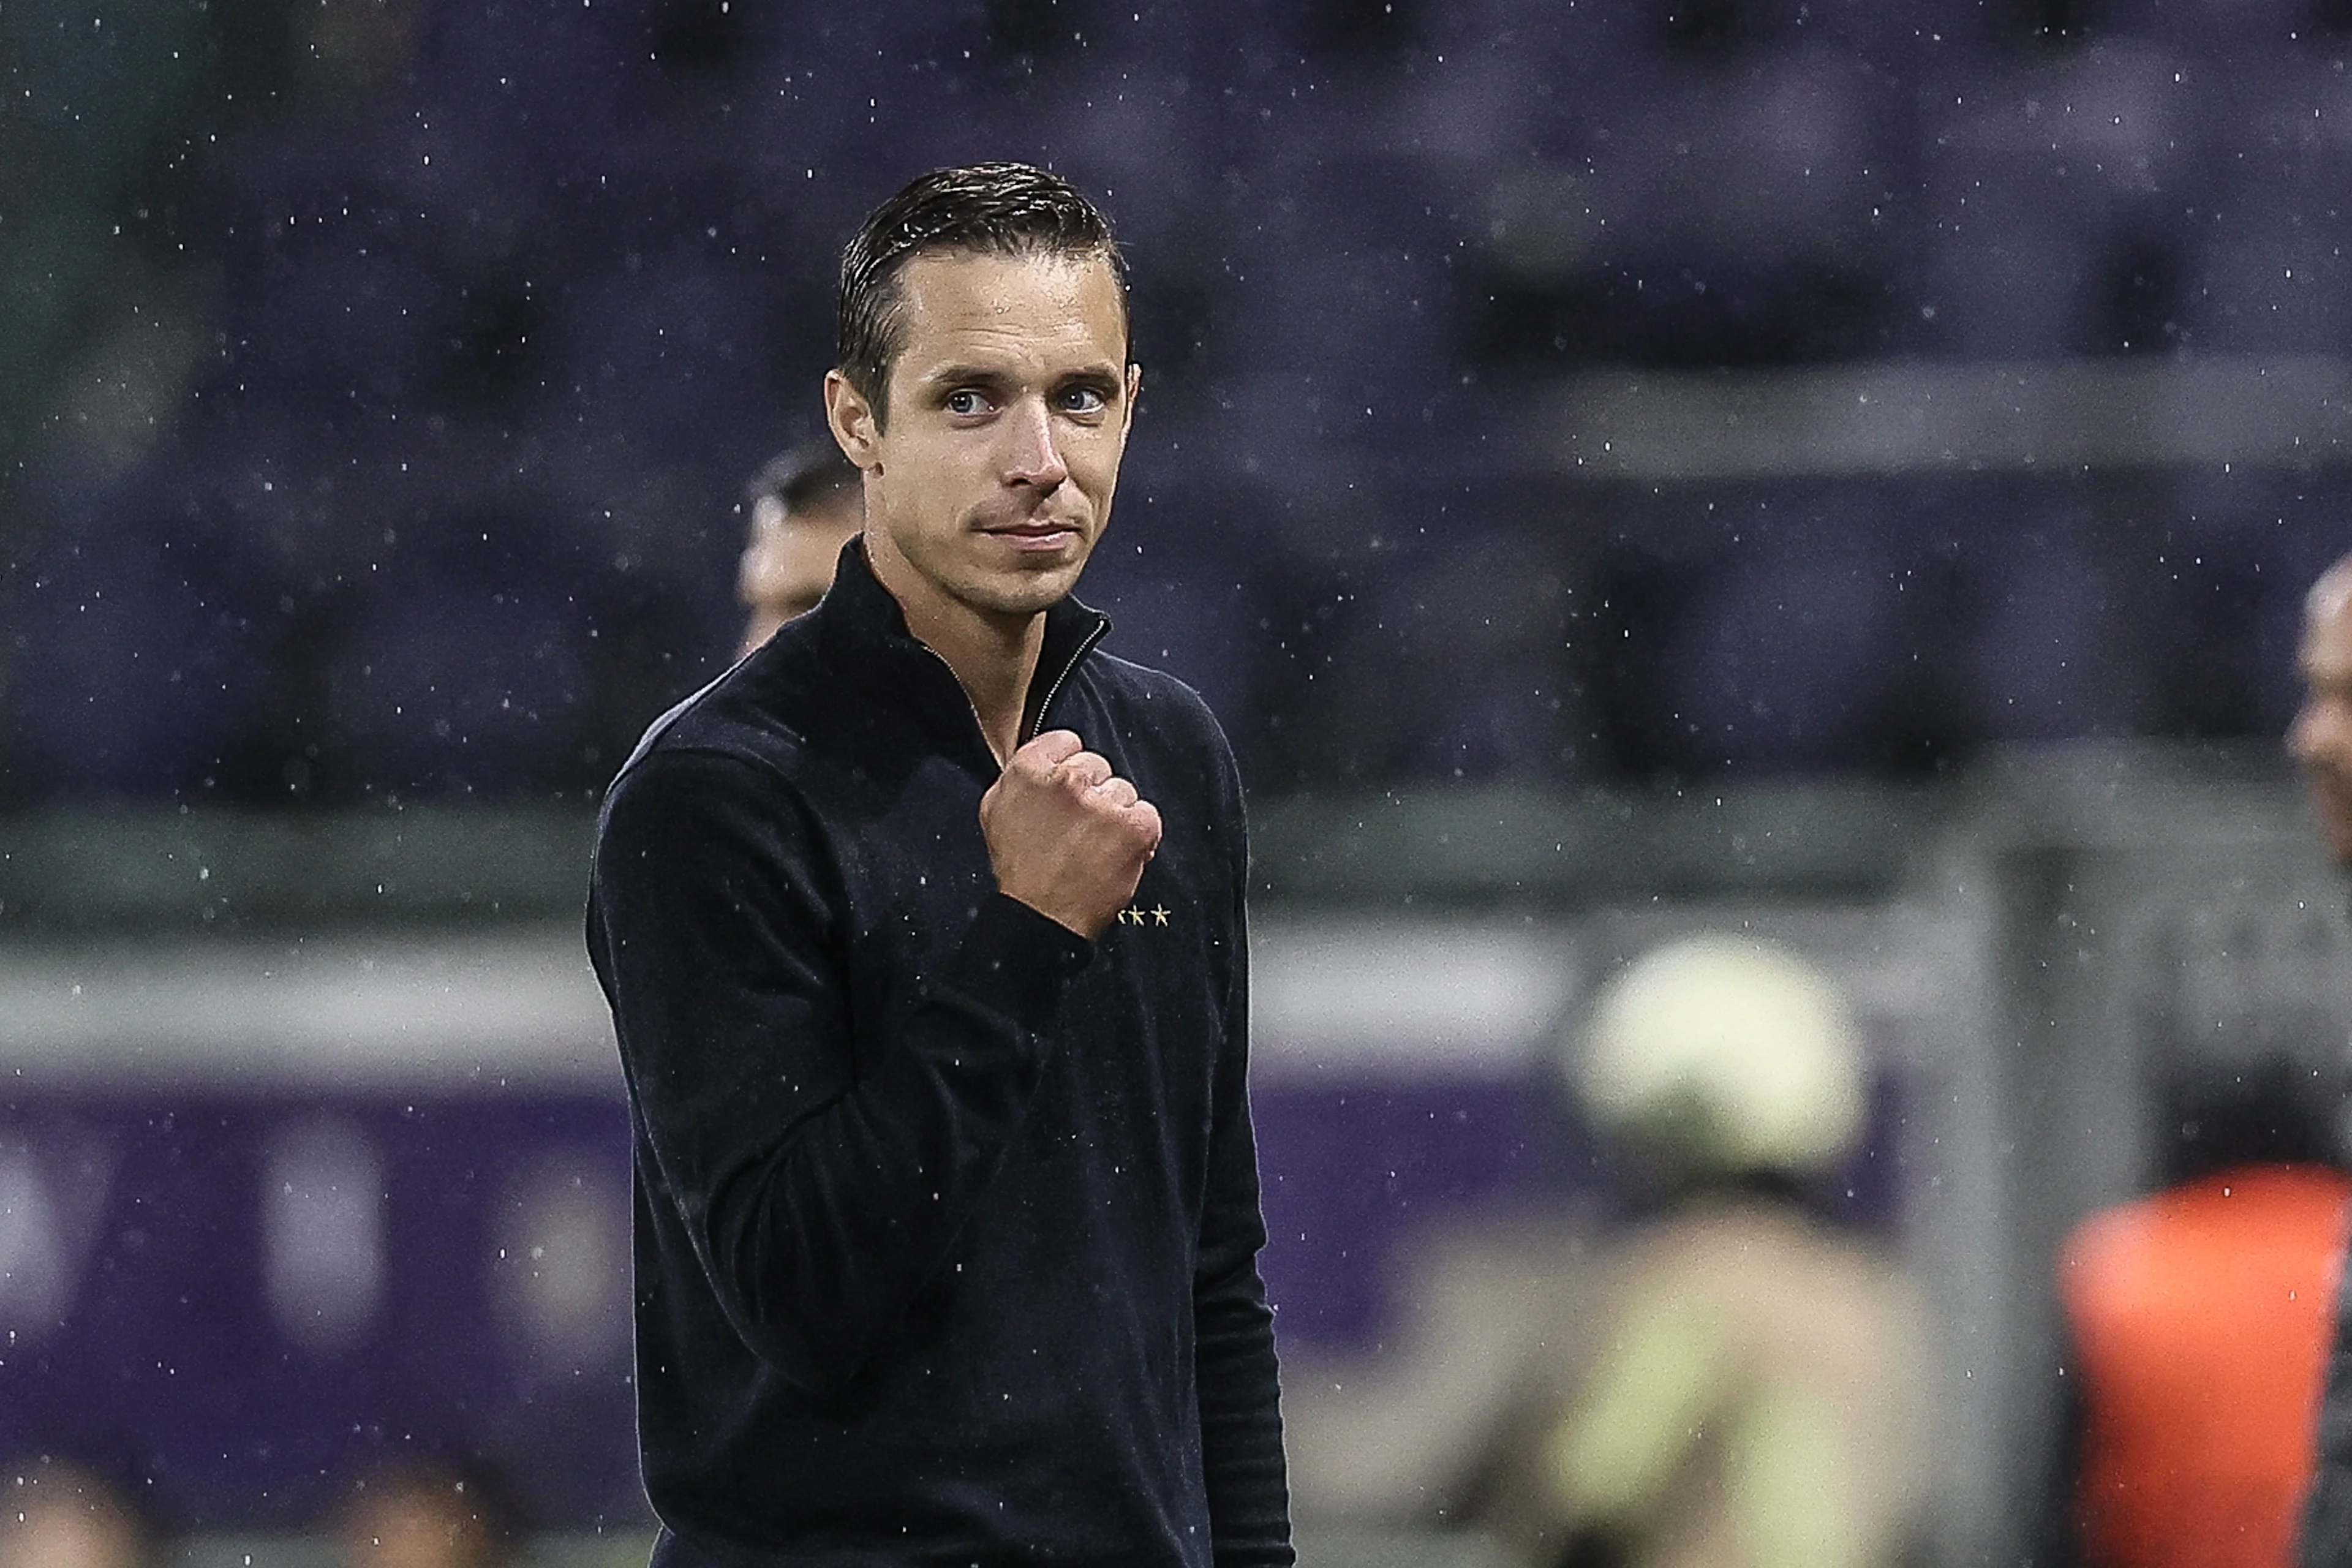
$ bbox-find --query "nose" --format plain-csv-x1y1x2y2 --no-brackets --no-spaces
999,399,1068,491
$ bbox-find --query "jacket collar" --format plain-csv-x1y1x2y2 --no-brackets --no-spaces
812,537,1110,771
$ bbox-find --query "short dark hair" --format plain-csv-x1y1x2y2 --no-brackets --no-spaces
836,162,1128,425
745,443,860,515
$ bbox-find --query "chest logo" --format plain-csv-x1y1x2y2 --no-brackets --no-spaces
1116,905,1174,927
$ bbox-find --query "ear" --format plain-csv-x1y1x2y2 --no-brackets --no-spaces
824,369,881,469
1120,363,1142,439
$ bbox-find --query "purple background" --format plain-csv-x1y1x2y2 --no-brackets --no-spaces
0,1068,1904,1528
0,1091,643,1530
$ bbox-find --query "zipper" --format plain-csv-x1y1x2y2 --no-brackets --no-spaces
1024,616,1110,745
918,612,1108,768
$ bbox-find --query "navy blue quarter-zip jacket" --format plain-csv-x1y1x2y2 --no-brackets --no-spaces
586,541,1291,1567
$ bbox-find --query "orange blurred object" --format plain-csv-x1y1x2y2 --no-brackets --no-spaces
2061,1164,2352,1568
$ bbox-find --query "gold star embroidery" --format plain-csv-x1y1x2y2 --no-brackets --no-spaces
1152,906,1171,925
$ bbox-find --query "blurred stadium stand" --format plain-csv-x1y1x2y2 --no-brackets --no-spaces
13,0,2352,804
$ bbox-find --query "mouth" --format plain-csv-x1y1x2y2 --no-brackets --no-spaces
980,518,1084,554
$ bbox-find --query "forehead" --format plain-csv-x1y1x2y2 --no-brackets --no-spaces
888,249,1128,380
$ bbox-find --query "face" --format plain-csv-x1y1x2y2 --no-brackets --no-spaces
737,492,861,651
2291,565,2352,868
824,249,1137,631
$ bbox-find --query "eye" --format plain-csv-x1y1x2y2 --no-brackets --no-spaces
1059,385,1109,416
945,388,987,417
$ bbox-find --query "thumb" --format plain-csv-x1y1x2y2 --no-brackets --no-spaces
1014,729,1086,769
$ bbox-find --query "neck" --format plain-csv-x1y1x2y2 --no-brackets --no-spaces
864,538,1043,764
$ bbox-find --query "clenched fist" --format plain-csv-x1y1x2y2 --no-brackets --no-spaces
979,729,1163,939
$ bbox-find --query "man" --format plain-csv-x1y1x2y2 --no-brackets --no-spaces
2027,557,2352,1568
2293,553,2352,872
2295,551,2352,1568
735,445,864,657
586,164,1293,1566
1461,935,1929,1568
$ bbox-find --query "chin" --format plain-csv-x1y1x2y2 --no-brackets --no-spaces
963,563,1088,617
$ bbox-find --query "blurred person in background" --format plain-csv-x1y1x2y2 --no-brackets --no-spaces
336,1457,519,1568
0,1458,158,1568
1463,933,1930,1568
587,163,1290,1565
734,445,864,658
2291,552,2352,876
2049,1053,2351,1568
2288,549,2352,1567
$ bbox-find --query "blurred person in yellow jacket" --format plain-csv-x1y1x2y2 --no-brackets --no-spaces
1468,933,1931,1568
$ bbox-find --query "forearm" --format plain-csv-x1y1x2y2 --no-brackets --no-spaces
693,893,1088,1390
1194,992,1292,1557
1199,1257,1294,1566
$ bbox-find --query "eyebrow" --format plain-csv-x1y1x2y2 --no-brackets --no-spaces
918,364,1008,391
917,361,1126,392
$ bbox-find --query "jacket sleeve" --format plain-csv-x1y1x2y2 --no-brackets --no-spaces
588,744,1090,1399
1194,747,1295,1566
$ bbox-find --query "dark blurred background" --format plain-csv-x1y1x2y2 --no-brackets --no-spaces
10,2,2352,1564
11,0,2351,806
